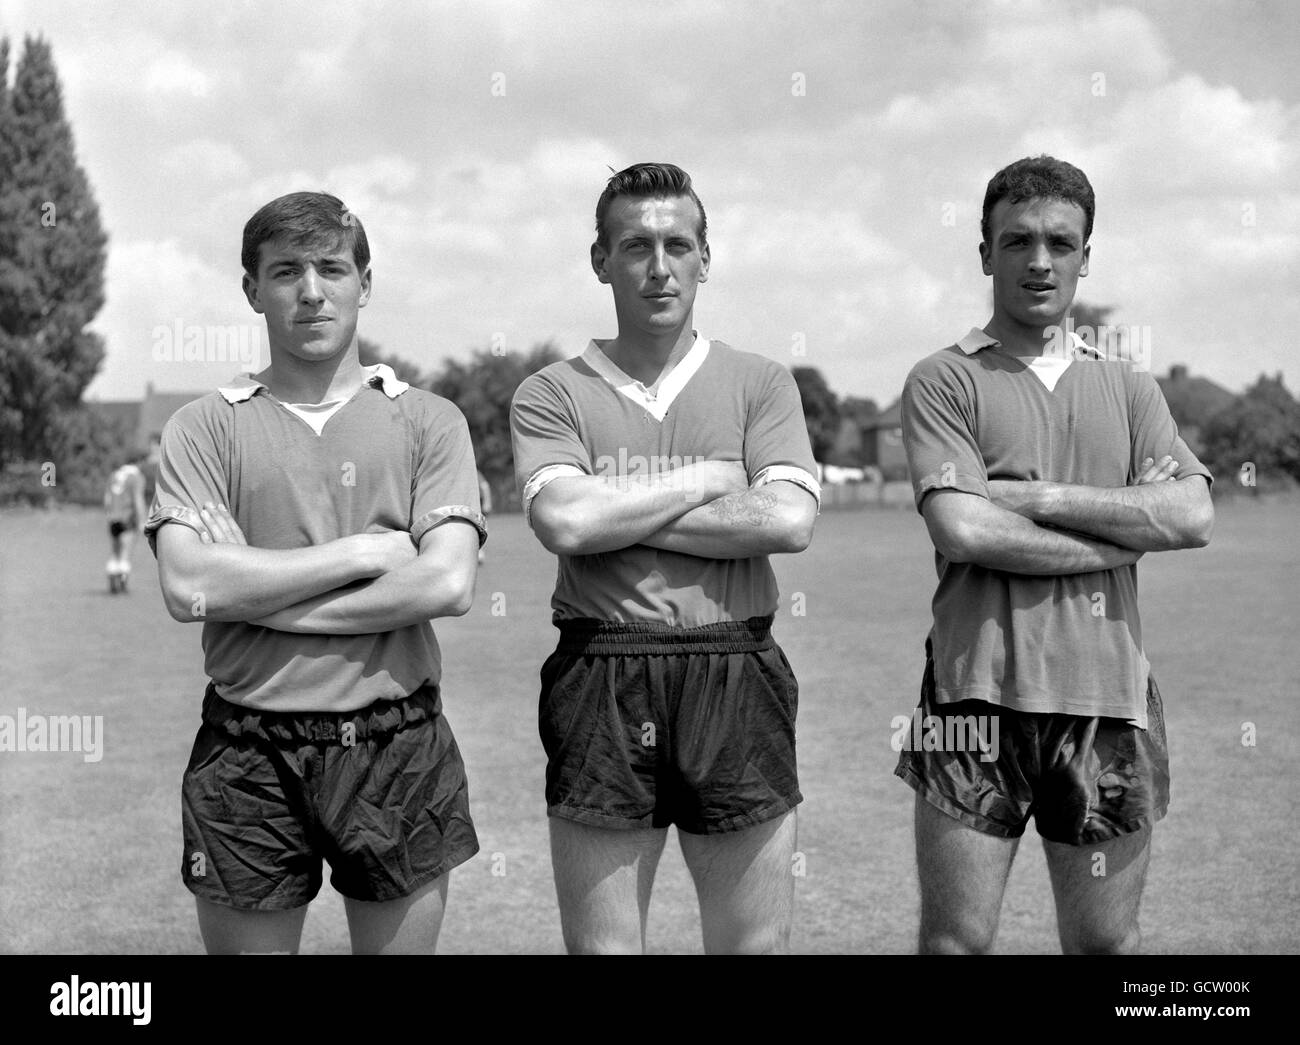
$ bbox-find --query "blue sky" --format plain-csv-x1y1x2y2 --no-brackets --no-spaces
3,0,1296,405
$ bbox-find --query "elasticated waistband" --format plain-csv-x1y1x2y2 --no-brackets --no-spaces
555,615,775,655
200,681,442,743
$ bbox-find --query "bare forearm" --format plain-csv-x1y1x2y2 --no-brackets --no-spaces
640,487,814,558
927,495,1141,575
966,517,1140,574
253,562,470,635
253,524,478,634
533,469,735,555
993,479,1213,551
164,539,374,622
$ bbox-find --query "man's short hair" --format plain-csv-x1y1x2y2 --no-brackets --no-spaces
241,191,370,277
981,155,1095,245
594,162,707,251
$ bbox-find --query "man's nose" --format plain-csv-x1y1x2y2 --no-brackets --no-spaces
647,246,670,280
1027,242,1052,272
299,266,325,303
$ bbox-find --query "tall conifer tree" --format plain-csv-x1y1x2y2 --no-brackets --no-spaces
0,35,107,465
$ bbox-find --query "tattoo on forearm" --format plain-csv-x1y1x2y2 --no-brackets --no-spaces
705,490,778,525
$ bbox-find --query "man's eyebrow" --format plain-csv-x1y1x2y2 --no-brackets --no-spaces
997,225,1080,240
265,251,351,267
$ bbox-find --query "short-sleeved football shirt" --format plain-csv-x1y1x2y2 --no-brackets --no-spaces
106,464,145,522
510,337,821,626
145,363,486,713
902,328,1213,725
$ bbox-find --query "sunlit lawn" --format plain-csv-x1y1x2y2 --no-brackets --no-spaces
1,498,1296,953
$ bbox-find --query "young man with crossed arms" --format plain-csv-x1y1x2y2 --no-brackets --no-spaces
148,192,484,954
898,155,1214,954
511,163,820,954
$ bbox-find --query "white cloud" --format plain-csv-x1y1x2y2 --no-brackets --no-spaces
15,0,1293,403
717,204,906,272
1098,75,1292,195
86,239,259,398
981,5,1172,87
143,51,212,97
325,156,421,197
159,138,250,183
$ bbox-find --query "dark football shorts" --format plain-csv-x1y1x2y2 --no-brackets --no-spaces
182,682,478,911
894,643,1170,846
108,519,134,538
539,614,801,835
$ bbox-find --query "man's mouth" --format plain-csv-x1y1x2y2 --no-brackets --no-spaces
1022,282,1055,292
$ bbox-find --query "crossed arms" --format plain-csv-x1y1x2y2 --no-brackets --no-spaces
530,460,817,559
155,504,479,632
923,455,1214,576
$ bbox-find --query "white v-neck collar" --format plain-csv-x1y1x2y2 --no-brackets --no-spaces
955,326,1092,392
1023,353,1073,392
582,336,711,422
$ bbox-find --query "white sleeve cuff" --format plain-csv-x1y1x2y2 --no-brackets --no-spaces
522,464,586,526
752,465,822,511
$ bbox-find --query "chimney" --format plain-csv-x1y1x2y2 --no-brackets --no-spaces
1169,364,1187,382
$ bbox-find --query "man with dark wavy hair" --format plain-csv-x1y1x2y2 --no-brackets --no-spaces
147,192,485,954
898,155,1214,954
511,163,820,953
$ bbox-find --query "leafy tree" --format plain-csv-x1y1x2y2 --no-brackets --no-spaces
51,403,138,504
1156,364,1237,457
0,36,108,468
839,395,879,426
429,342,564,506
349,336,566,509
791,366,840,461
1200,373,1300,489
821,394,881,468
1067,301,1115,342
357,337,427,386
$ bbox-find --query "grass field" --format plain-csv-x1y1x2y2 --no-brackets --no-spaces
1,499,1297,954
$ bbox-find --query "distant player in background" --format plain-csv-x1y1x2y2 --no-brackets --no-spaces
104,455,147,593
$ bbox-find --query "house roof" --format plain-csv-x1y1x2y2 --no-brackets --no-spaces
84,387,210,450
1156,367,1236,428
861,397,901,430
138,390,209,440
86,400,141,432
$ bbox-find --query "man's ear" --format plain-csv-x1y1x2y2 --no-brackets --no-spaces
1079,243,1090,279
591,241,611,284
358,266,373,308
698,241,710,283
242,272,264,313
979,240,993,277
